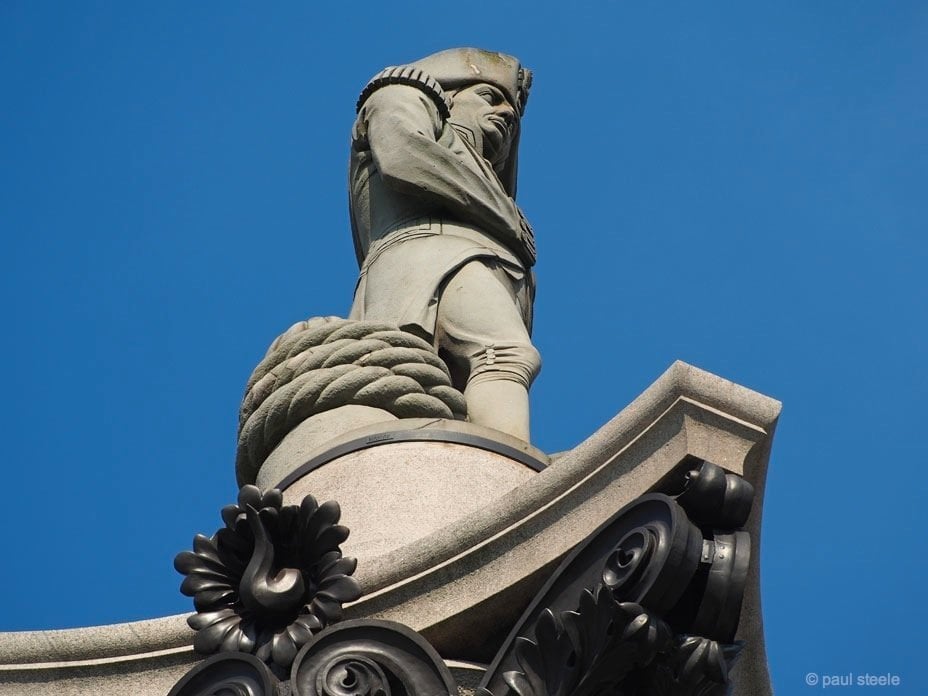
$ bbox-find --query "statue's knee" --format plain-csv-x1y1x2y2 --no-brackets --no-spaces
467,342,542,389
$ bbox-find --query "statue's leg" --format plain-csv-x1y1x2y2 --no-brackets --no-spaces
466,376,532,442
435,260,541,442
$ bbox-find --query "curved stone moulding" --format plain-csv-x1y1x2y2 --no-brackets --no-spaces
340,360,779,696
0,361,780,696
269,417,549,563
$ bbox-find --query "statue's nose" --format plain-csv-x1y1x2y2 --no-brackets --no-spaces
496,104,516,130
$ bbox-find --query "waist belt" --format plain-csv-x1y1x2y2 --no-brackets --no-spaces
362,217,521,273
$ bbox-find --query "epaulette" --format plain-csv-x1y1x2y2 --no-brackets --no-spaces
356,66,452,120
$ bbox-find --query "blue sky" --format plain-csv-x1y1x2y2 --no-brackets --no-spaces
2,3,926,694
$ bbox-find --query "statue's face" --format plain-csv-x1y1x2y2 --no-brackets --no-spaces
449,82,517,168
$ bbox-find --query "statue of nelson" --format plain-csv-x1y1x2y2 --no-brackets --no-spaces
348,48,540,442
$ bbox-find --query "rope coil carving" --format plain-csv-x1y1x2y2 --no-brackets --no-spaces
236,317,467,485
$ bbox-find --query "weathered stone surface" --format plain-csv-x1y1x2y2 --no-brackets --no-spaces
336,361,779,696
0,362,778,695
275,418,547,561
0,653,195,696
257,404,399,488
0,616,196,696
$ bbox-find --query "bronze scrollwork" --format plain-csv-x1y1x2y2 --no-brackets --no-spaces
174,485,362,674
172,458,753,696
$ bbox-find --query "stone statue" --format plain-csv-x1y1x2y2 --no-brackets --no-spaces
348,48,540,442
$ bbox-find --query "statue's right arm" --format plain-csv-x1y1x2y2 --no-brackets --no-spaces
357,84,526,252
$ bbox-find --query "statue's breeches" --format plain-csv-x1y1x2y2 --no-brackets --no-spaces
465,343,541,388
350,229,540,392
435,259,541,390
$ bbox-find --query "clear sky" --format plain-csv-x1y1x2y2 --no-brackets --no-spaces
2,3,926,694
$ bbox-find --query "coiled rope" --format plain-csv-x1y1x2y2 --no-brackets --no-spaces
236,317,467,485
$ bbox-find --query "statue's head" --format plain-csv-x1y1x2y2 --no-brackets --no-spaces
446,82,517,169
411,48,532,196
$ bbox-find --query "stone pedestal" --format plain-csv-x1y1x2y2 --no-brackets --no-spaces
263,418,547,561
